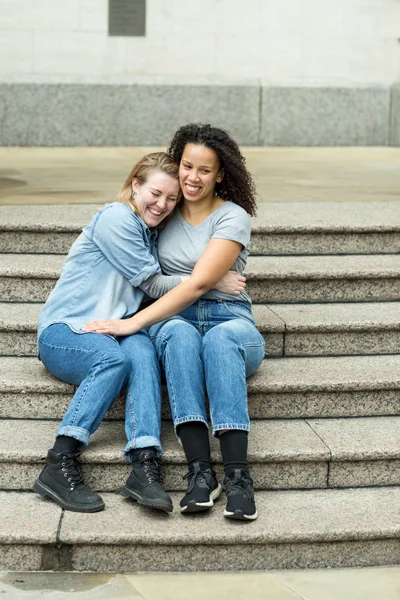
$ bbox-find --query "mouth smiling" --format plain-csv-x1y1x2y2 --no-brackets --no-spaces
185,184,201,194
147,207,163,217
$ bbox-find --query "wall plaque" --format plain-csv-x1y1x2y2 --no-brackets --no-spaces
109,0,146,36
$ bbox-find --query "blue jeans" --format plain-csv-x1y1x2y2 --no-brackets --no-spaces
149,300,265,435
38,323,162,459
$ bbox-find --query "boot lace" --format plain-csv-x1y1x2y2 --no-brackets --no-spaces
61,452,84,491
183,466,213,494
141,452,163,485
224,473,254,500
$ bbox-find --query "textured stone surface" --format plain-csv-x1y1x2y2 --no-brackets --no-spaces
0,492,61,543
247,354,400,393
0,231,79,254
246,255,400,303
3,387,399,421
329,460,400,488
250,232,400,256
308,417,400,461
0,253,63,277
261,87,390,146
1,459,328,493
249,278,400,304
285,331,400,357
248,390,400,419
60,487,400,545
70,539,400,572
2,201,399,255
272,302,400,332
252,202,400,233
2,355,400,415
0,332,37,356
0,84,260,146
247,255,400,279
2,253,400,303
0,418,330,465
0,546,45,571
270,302,400,356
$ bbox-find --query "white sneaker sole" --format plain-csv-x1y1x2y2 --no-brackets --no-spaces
180,483,222,513
223,508,258,521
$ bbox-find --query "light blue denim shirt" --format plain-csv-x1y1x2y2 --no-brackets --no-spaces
38,202,182,340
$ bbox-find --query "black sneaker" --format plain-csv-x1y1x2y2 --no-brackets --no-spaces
121,447,173,513
33,449,105,513
223,469,257,521
180,462,222,513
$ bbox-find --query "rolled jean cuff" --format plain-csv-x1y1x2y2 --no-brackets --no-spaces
173,415,209,441
212,423,250,437
56,425,90,447
124,436,162,461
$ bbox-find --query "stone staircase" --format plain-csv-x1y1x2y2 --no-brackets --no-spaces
0,202,399,572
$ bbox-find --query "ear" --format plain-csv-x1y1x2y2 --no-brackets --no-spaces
216,169,224,183
131,178,139,192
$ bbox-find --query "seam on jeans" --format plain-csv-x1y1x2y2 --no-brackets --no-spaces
126,386,136,448
69,359,106,425
164,343,179,426
39,337,116,364
174,416,208,427
213,423,250,431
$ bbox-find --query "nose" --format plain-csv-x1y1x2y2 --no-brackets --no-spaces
156,196,167,210
188,169,200,182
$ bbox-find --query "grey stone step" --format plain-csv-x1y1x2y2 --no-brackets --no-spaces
247,255,400,303
0,417,399,492
1,355,400,420
1,487,399,571
1,254,400,303
1,202,399,255
2,302,400,358
251,202,400,255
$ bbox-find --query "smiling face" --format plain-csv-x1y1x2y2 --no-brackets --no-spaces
132,169,180,228
179,143,224,204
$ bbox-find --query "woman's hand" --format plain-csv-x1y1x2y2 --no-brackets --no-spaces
82,318,140,336
214,271,246,295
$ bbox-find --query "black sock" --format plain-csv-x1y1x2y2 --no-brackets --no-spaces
177,422,211,467
52,435,81,454
219,430,249,475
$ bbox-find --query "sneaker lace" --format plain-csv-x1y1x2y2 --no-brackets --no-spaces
225,473,254,500
141,452,163,485
183,467,212,494
61,452,84,490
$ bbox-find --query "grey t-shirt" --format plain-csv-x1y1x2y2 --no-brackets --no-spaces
158,201,251,303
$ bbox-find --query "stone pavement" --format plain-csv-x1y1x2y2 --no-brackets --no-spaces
0,567,399,599
0,147,399,206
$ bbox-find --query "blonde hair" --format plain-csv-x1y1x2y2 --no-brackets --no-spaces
117,152,180,225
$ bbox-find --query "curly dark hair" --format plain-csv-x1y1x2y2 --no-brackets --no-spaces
168,123,257,216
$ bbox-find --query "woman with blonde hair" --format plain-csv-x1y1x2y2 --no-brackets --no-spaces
34,152,244,515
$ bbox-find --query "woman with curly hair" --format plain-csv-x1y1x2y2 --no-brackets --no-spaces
84,124,265,521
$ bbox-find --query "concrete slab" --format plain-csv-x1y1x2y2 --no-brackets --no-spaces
1,148,399,207
308,417,400,461
273,566,400,600
0,491,61,544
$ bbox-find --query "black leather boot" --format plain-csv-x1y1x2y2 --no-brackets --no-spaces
33,449,105,513
121,447,173,513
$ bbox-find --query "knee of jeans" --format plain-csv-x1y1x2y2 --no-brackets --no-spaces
158,320,200,345
203,324,239,353
105,349,131,376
